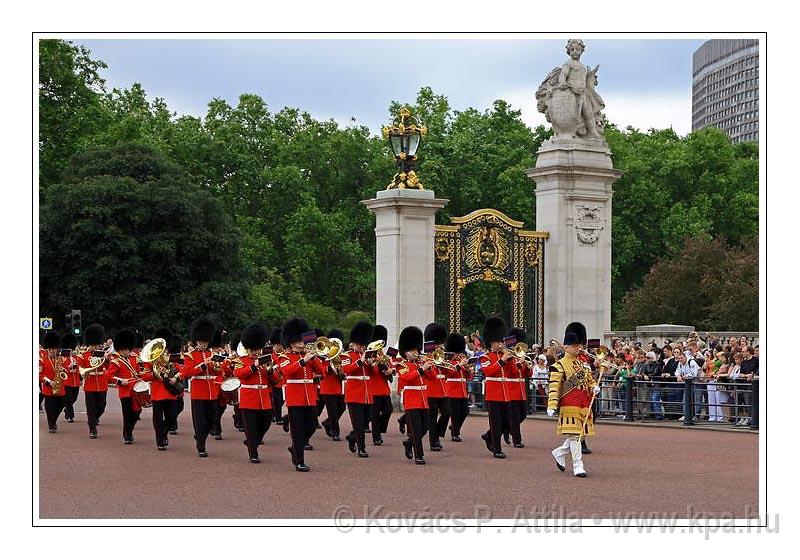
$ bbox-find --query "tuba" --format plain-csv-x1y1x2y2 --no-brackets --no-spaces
140,338,180,382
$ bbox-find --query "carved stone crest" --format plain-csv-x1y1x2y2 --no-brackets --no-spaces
575,205,604,244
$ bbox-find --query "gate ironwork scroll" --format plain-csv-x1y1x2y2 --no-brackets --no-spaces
434,209,548,345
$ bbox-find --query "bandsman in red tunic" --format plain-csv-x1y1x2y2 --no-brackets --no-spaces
444,333,473,442
340,321,374,457
320,328,346,441
548,322,599,477
105,329,143,444
209,328,229,440
504,327,530,448
74,324,109,439
139,331,182,451
40,332,66,433
234,323,281,463
423,323,450,452
181,317,223,458
277,317,325,472
478,316,513,459
59,333,81,424
396,326,430,464
367,325,393,446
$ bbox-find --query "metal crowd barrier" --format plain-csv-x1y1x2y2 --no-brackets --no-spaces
464,377,758,430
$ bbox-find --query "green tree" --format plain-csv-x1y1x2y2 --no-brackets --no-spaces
40,143,253,335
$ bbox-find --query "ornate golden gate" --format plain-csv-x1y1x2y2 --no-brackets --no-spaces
434,209,548,344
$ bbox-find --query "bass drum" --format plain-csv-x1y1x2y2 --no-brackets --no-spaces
132,380,152,409
220,377,241,406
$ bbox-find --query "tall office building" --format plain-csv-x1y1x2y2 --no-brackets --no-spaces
692,39,759,143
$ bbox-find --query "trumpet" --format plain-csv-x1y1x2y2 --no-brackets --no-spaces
582,345,620,375
512,342,534,366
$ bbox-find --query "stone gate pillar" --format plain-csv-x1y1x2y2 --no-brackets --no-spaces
362,189,448,346
526,140,622,343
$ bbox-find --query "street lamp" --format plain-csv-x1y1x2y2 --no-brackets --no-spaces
382,107,428,189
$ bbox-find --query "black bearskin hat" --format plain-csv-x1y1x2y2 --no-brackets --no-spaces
83,324,105,346
349,321,373,346
210,328,225,349
189,317,216,344
113,329,137,351
372,325,388,343
564,322,587,346
281,317,309,347
328,329,345,342
61,332,78,350
444,332,466,354
242,323,269,351
43,331,61,349
424,322,447,345
269,327,283,346
154,327,173,343
229,332,241,352
168,334,183,354
507,327,527,346
398,326,423,356
483,316,507,346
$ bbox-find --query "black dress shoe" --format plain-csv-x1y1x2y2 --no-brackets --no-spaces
373,438,383,446
322,421,331,438
554,457,566,472
513,442,525,448
430,443,443,452
48,428,56,433
296,463,311,472
481,432,494,452
169,430,178,435
288,446,298,465
365,426,372,433
249,457,261,464
345,434,356,454
304,444,313,451
124,439,133,445
282,420,290,433
581,441,592,454
575,472,587,478
237,427,245,432
493,451,507,459
403,439,413,460
89,432,98,439
451,435,462,442
332,435,341,441
503,433,510,445
198,451,208,457
67,418,74,423
357,450,369,458
414,458,426,465
398,418,406,434
157,446,166,451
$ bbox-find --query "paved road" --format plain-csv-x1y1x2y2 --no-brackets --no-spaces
38,396,758,520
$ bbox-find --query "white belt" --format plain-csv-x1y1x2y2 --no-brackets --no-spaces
436,374,446,379
446,378,466,382
87,372,105,376
240,384,268,389
194,375,215,380
402,385,427,391
285,379,314,384
484,377,507,382
511,379,526,382
345,376,370,381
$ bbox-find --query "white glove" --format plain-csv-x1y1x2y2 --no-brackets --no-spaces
547,408,556,417
593,385,601,395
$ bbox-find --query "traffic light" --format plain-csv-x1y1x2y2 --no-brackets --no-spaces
71,309,82,335
65,312,73,333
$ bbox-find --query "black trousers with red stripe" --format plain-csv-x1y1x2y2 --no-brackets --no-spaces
63,386,80,420
119,397,142,442
84,391,107,434
449,397,470,438
152,399,178,447
427,397,451,446
347,402,369,452
370,395,393,441
44,395,65,429
288,405,317,465
483,400,510,453
242,408,273,460
405,408,429,460
321,394,345,437
191,399,219,453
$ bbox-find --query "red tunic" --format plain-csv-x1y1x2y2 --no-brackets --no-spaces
444,361,472,399
181,349,223,401
64,355,81,388
341,350,372,404
319,362,343,396
140,365,178,401
479,351,510,402
506,361,528,402
234,356,280,410
39,354,66,397
277,353,322,407
397,362,428,410
75,350,109,392
105,356,141,399
367,363,391,397
422,364,447,399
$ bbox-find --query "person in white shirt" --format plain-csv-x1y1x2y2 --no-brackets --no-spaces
675,353,700,421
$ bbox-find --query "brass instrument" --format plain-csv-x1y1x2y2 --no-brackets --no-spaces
431,347,455,370
140,338,181,383
78,351,107,377
512,342,534,366
582,345,620,375
51,355,69,395
314,337,344,367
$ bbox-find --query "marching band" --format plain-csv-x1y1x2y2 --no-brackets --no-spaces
38,316,600,476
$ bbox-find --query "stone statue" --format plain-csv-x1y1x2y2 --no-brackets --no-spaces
536,39,607,142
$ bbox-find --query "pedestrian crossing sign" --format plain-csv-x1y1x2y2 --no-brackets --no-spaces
40,317,53,330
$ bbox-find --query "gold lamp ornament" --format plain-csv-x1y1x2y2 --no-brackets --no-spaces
382,107,428,190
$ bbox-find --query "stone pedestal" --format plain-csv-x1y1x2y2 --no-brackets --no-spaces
362,189,449,346
526,138,622,343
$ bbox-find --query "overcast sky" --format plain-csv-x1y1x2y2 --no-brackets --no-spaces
77,37,707,136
